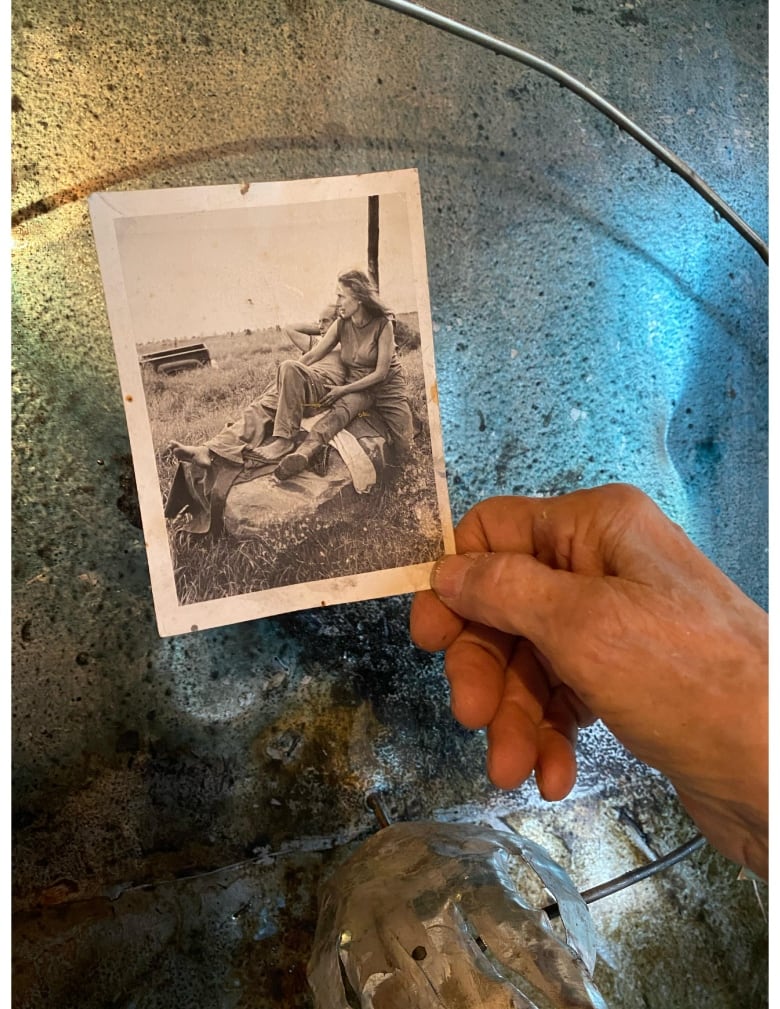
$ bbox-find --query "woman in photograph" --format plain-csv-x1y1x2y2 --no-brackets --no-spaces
258,269,415,479
171,269,415,481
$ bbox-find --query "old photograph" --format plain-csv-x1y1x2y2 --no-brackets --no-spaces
89,170,454,636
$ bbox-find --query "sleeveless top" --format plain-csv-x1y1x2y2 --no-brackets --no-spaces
338,316,402,381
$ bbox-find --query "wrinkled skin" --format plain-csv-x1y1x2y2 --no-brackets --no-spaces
410,485,768,879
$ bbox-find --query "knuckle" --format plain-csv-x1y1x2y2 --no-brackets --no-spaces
600,482,649,511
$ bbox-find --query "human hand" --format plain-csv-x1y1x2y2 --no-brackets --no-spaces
320,385,347,407
410,484,768,878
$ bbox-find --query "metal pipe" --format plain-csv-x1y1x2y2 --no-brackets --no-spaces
544,834,707,919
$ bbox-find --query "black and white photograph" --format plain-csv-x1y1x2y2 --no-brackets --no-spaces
89,170,454,635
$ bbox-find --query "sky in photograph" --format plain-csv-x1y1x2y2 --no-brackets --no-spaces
115,191,420,345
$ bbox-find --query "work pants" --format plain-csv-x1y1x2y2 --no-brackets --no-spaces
207,359,415,463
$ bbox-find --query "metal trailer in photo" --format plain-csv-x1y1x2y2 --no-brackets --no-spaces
89,169,454,636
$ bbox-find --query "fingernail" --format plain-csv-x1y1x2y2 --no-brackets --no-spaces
431,553,479,599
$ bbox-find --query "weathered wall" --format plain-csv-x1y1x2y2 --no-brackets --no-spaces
12,1,767,1007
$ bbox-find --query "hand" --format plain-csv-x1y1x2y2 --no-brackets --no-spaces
320,385,347,408
410,484,768,878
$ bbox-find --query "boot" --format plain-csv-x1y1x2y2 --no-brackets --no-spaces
274,432,326,481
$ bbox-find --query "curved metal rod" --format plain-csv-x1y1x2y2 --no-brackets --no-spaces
544,834,707,919
367,0,768,264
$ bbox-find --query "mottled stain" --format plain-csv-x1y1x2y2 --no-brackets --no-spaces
616,7,650,27
115,453,142,529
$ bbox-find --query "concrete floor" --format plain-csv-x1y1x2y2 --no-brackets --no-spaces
12,1,767,1006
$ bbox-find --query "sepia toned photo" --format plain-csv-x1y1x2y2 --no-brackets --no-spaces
89,170,454,636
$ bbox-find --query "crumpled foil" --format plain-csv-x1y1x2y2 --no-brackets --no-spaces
308,820,607,1008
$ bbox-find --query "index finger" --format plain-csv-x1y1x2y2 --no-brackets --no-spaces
454,496,544,554
444,621,515,730
410,497,542,653
411,498,536,650
410,588,464,652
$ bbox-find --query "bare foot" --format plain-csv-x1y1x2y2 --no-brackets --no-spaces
169,441,212,468
253,437,294,463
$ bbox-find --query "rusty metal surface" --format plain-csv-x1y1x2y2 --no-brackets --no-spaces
11,1,767,1006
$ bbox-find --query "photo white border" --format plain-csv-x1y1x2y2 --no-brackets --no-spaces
88,169,454,636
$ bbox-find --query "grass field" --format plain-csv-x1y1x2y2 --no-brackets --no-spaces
141,318,446,605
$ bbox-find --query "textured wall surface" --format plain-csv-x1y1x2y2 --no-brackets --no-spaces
12,1,768,1007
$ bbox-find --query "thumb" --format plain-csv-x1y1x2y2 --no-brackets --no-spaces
430,551,585,648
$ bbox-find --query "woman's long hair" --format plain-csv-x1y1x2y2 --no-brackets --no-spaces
337,270,393,319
